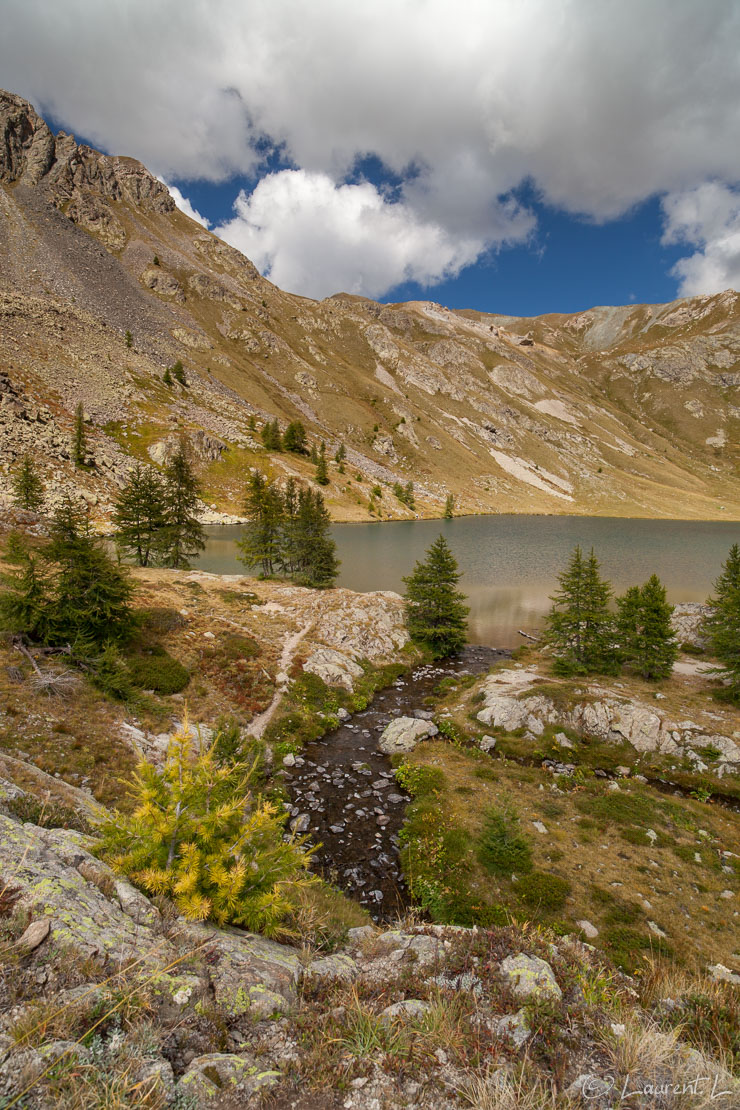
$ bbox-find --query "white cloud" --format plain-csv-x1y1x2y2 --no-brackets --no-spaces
214,169,532,298
160,182,211,228
662,184,740,296
3,0,740,297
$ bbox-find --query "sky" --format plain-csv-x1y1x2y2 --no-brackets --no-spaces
3,0,740,317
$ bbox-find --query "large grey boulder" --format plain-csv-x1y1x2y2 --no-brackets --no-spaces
302,647,364,691
379,716,438,754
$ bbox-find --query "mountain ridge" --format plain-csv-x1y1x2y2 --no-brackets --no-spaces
1,88,739,524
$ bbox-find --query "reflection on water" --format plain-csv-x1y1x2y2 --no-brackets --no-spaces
196,515,740,648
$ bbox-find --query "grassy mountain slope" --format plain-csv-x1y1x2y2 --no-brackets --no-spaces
1,89,739,523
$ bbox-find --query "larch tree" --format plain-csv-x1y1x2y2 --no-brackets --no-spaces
703,543,740,703
617,574,678,680
159,442,205,569
112,463,167,567
545,546,615,674
11,452,44,511
403,535,469,658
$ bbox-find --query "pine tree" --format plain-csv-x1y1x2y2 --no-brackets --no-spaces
545,546,615,675
334,443,346,465
443,494,454,519
45,497,135,648
11,452,44,511
315,441,329,485
261,419,282,451
163,367,173,385
159,442,205,569
238,471,285,577
283,421,307,454
125,330,133,349
294,487,339,587
172,360,186,385
703,543,740,703
617,574,678,680
97,718,314,935
279,477,301,576
0,533,51,642
112,463,167,567
403,535,469,658
404,481,415,510
73,402,88,467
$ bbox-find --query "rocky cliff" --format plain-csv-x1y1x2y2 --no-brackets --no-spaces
0,90,739,523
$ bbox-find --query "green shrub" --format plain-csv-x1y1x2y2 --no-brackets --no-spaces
514,871,571,911
395,762,446,797
138,606,185,634
477,807,533,877
576,790,655,828
127,645,190,695
97,720,314,936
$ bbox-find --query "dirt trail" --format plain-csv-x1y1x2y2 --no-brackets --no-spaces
247,618,315,738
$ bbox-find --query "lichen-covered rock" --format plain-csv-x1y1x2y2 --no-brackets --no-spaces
379,716,438,754
500,954,562,1001
306,953,358,982
494,1009,531,1048
176,1052,279,1103
378,999,432,1024
178,922,302,1017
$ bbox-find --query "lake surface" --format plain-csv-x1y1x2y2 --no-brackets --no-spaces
197,515,740,649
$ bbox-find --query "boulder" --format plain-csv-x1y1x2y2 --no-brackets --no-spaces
500,954,562,1001
302,647,364,692
176,1053,279,1103
379,716,438,754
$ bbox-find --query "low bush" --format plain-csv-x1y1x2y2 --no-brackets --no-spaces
126,645,190,695
477,807,532,877
514,871,571,911
7,794,91,834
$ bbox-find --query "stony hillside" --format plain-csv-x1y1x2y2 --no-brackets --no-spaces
1,88,739,524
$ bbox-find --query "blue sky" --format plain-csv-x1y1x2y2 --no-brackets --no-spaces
173,175,686,317
6,1,740,317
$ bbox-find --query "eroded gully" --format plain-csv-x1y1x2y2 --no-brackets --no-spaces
279,646,507,921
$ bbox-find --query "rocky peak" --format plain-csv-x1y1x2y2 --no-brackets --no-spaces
0,89,174,215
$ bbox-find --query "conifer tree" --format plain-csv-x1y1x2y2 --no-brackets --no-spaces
45,498,135,648
125,330,133,349
279,477,301,576
73,402,88,467
703,543,740,703
261,418,282,451
97,718,314,935
315,441,329,485
294,487,339,587
334,443,347,473
239,471,285,577
172,360,186,385
404,481,415,510
112,463,167,567
159,442,205,569
444,493,454,519
11,452,44,511
617,574,678,680
545,546,615,675
283,421,307,454
163,367,173,385
0,533,51,642
403,535,469,658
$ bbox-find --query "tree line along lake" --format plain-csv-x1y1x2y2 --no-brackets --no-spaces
196,515,740,649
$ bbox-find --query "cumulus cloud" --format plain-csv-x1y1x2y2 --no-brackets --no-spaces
662,184,740,296
3,0,740,297
161,182,211,228
214,170,531,298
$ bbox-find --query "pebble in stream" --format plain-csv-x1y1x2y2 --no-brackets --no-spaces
282,646,507,920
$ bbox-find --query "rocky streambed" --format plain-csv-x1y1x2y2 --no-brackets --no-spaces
280,646,506,920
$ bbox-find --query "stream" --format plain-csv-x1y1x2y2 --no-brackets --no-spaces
279,645,506,921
